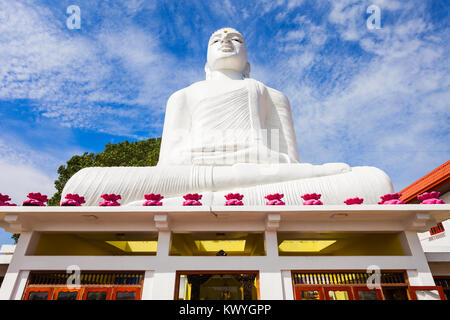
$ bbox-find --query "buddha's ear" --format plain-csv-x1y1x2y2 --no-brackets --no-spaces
204,63,212,80
243,62,251,78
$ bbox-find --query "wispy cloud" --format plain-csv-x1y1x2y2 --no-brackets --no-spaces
0,0,448,195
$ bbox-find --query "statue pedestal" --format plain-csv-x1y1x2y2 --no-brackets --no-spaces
1,204,449,300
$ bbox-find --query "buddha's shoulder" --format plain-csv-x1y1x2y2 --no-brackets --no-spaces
168,81,207,98
254,81,290,105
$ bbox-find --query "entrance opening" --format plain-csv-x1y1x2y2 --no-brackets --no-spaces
175,271,259,300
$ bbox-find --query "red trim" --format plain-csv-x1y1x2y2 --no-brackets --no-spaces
23,287,54,300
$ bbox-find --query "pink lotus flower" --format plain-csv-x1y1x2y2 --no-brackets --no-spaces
265,193,285,205
224,193,244,206
378,193,404,205
301,193,323,205
183,193,202,206
99,193,121,206
344,197,364,205
61,193,86,206
0,193,16,206
143,193,164,206
417,191,445,204
23,192,48,206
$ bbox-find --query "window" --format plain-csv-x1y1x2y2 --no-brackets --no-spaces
430,223,445,236
292,271,407,300
23,271,144,300
175,271,259,300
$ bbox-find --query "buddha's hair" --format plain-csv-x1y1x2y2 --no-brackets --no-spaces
205,27,250,79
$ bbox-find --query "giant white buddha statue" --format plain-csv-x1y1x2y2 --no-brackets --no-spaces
62,28,393,206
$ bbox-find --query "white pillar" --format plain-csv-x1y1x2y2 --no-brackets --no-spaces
281,270,294,300
259,270,284,300
152,230,176,299
151,271,176,300
157,231,171,257
259,230,284,300
0,232,37,300
11,271,30,300
403,231,436,286
140,270,154,300
264,230,279,258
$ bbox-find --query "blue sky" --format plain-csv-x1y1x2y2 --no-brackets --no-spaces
0,0,449,244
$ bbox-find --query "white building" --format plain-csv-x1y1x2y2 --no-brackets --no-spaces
0,201,448,300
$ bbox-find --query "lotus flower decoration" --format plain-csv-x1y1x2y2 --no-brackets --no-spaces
99,194,121,206
61,193,86,206
0,193,17,206
143,193,164,206
417,191,445,204
378,193,404,205
344,197,364,205
224,193,244,206
23,192,48,206
301,193,323,205
183,193,202,206
265,193,285,205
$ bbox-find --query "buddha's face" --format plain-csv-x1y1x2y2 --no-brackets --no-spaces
206,28,248,74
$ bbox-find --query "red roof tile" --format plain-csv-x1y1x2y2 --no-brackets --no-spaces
400,160,450,203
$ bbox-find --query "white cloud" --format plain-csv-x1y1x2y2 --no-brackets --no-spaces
0,0,201,138
260,1,450,190
0,160,55,205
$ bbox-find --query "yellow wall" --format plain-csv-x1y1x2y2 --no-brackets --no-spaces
278,233,405,256
33,233,157,256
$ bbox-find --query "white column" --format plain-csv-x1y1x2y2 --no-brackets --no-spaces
403,231,436,286
0,232,37,300
259,230,284,300
157,231,171,257
151,272,177,300
11,271,30,300
264,230,279,258
281,270,294,300
140,271,154,300
259,270,284,300
152,230,176,299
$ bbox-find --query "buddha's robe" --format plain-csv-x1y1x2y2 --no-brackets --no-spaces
61,79,393,206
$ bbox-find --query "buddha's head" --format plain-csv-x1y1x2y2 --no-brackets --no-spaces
205,27,250,79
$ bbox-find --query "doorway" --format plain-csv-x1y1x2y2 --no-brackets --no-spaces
175,271,259,300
